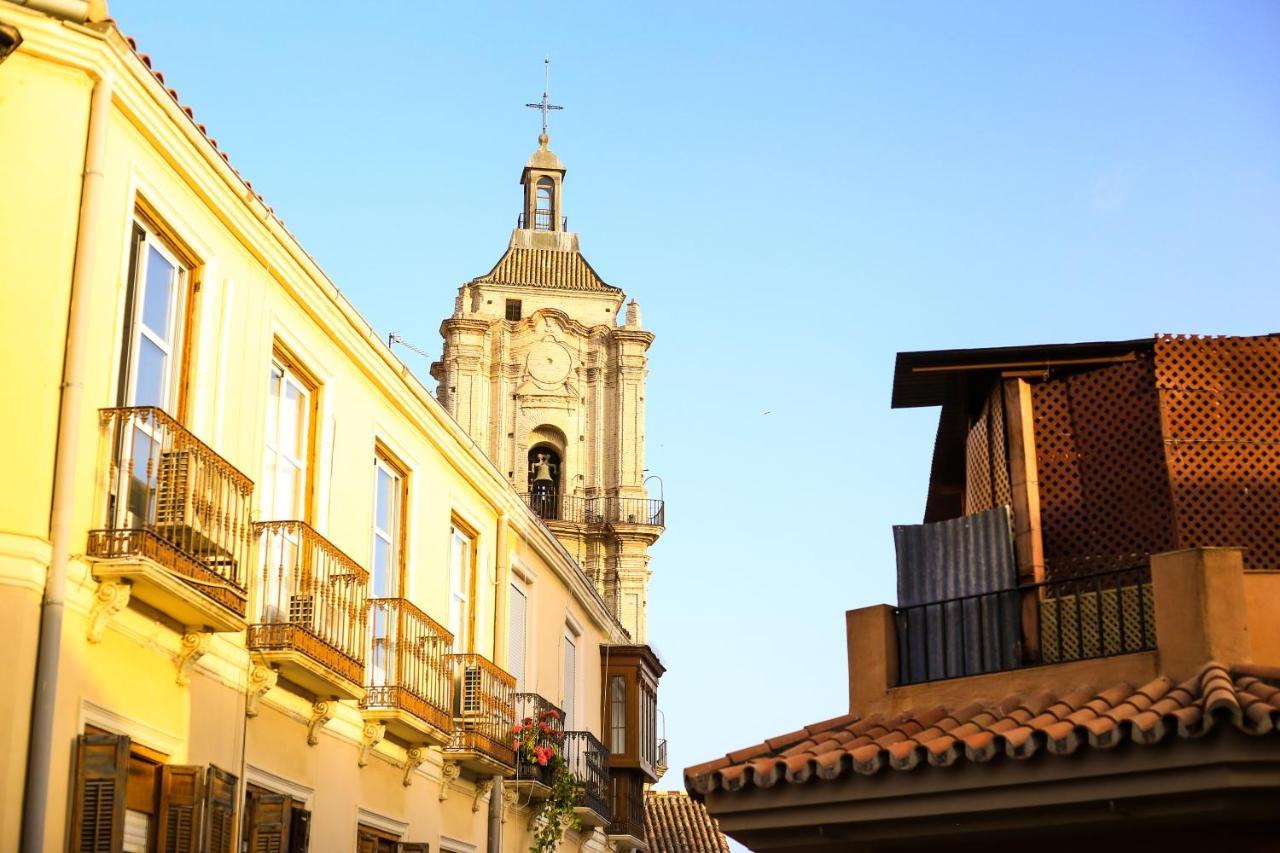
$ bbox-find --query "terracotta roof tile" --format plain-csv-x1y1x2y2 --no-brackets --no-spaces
686,662,1280,797
644,792,730,853
473,246,620,292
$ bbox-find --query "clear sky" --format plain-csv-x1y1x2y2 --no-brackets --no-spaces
114,0,1279,810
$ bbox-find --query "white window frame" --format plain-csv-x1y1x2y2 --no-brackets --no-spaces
262,357,311,522
119,220,187,413
562,625,578,729
371,455,402,599
508,579,528,692
448,523,474,653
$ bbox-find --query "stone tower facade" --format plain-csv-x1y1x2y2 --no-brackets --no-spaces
432,134,662,641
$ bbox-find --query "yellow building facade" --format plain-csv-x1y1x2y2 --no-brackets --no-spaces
0,3,662,851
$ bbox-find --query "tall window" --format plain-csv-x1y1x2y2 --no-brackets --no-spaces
262,355,313,522
371,452,405,598
117,220,189,412
609,676,626,754
260,353,314,622
535,177,554,230
508,582,528,690
562,630,577,728
448,523,475,652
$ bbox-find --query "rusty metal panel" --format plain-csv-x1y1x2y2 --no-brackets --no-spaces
1156,335,1280,570
1032,355,1175,580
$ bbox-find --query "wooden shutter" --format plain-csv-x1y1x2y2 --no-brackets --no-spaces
71,733,130,853
203,766,238,853
287,805,311,853
356,827,378,853
246,791,291,853
397,844,429,853
155,765,204,853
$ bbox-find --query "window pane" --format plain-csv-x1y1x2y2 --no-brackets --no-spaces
281,379,305,458
372,536,390,597
376,467,392,531
610,676,626,754
141,245,175,341
132,336,166,408
274,461,299,519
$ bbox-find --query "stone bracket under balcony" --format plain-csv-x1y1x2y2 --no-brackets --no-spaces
89,551,247,634
248,642,366,702
359,700,451,749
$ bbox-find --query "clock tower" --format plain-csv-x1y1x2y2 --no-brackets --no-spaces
431,132,662,642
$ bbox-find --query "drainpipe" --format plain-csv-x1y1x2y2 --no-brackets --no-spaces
21,73,113,853
487,773,503,853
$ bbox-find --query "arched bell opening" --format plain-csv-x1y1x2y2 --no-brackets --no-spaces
527,444,563,520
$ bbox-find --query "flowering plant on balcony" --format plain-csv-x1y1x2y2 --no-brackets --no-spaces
512,708,581,853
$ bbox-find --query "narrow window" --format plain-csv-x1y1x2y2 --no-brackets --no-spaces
117,220,189,413
535,177,554,230
448,523,476,652
562,631,577,728
259,351,315,623
508,582,528,690
370,451,405,598
609,676,626,754
505,299,523,322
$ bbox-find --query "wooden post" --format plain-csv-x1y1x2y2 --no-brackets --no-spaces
1003,377,1045,660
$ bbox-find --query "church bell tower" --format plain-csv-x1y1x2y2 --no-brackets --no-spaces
431,123,662,642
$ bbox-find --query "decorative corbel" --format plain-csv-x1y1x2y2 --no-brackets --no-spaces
245,664,277,717
438,759,461,801
402,746,428,787
87,581,130,643
472,778,493,813
175,630,212,686
306,700,334,746
357,722,386,767
526,800,548,832
501,784,519,824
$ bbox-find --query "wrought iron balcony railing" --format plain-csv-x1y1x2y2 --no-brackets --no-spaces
519,493,665,528
564,731,609,822
249,520,369,689
361,597,454,735
655,736,668,781
894,565,1156,686
516,212,568,231
88,406,254,618
446,653,516,769
513,692,565,787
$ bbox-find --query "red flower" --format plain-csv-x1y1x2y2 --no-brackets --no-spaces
513,740,520,749
513,723,523,733
548,710,560,719
539,722,549,732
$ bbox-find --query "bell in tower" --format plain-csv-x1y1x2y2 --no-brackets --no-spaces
527,447,561,520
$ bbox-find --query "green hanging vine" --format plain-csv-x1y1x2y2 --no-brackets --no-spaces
514,709,583,853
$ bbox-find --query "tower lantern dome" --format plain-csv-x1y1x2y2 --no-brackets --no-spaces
521,135,566,232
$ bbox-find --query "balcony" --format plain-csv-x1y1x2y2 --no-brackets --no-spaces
520,493,665,528
87,407,253,632
894,565,1156,685
248,521,369,700
655,736,668,782
564,730,610,827
444,653,516,775
359,598,454,745
516,212,568,231
510,692,565,799
606,770,647,851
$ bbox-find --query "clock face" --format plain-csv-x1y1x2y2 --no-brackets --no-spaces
527,338,573,386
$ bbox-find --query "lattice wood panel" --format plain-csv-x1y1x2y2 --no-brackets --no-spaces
1156,335,1280,570
965,387,1012,515
1032,356,1175,579
1041,583,1155,663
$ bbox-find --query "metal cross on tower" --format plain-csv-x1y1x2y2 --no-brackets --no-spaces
525,57,563,137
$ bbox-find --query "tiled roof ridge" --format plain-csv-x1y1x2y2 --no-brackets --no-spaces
685,661,1280,797
471,245,621,293
644,790,731,853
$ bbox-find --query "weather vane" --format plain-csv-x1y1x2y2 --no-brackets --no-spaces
525,57,563,140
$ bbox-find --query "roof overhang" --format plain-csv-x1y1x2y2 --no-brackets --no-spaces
704,728,1280,850
891,337,1154,410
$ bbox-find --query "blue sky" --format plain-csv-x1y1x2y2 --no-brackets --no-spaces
115,0,1279,806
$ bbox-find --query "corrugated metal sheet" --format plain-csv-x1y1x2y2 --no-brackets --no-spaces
893,507,1020,682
